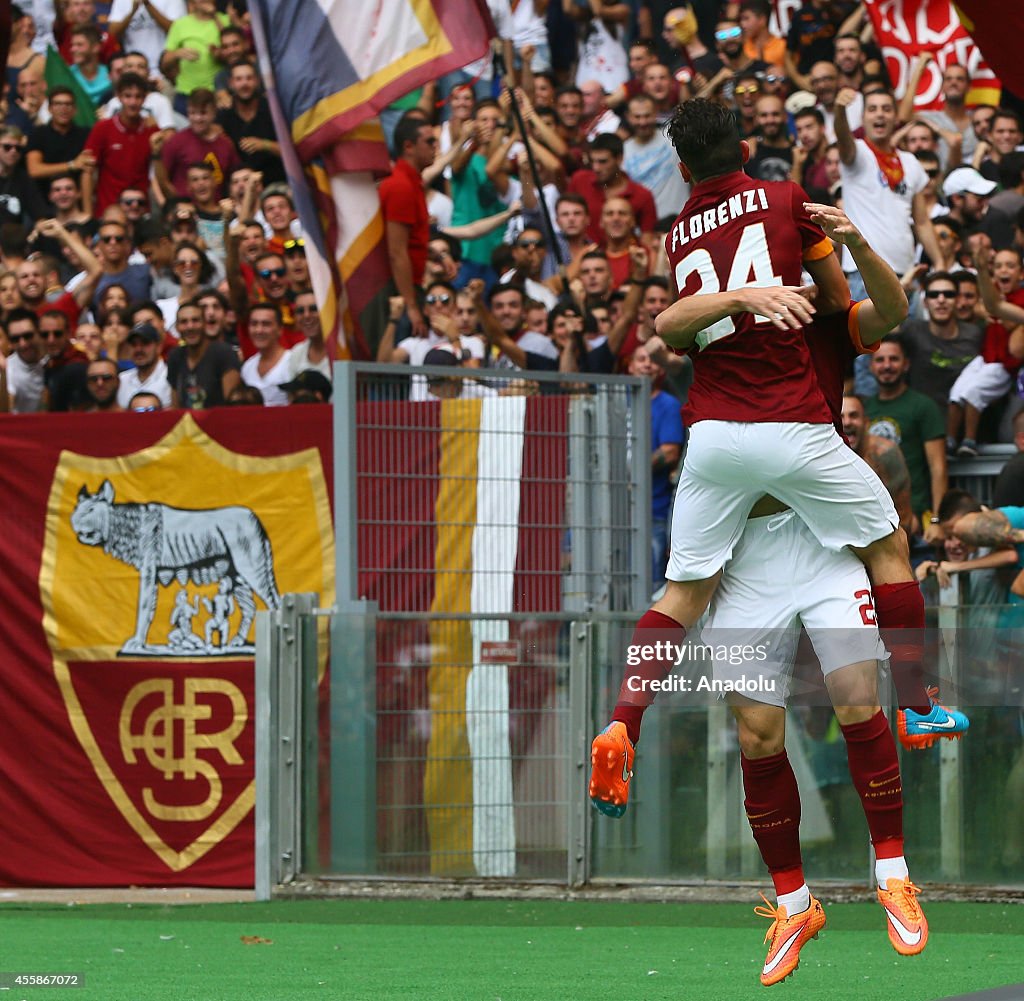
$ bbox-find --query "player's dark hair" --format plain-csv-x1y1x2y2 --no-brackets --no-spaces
937,489,982,522
666,98,743,181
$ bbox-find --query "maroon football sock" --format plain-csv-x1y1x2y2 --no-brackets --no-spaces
873,581,931,714
841,710,904,858
741,750,804,892
611,609,686,745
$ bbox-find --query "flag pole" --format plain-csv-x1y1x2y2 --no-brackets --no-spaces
494,51,566,271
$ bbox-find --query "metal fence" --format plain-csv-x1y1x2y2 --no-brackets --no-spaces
254,366,1024,895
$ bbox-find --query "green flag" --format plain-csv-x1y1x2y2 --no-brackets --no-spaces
44,46,96,129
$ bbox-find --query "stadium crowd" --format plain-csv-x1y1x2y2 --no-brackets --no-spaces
2,3,1024,529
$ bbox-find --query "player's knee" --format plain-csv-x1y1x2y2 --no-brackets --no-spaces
734,714,785,758
855,527,911,582
832,703,881,727
655,574,721,625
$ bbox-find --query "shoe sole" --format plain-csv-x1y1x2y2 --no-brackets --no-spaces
899,732,965,750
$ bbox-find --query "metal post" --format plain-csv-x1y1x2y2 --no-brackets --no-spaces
706,704,729,877
938,577,963,878
567,620,592,887
333,360,359,606
254,607,277,900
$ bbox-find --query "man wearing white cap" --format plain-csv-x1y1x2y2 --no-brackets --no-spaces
943,166,1015,250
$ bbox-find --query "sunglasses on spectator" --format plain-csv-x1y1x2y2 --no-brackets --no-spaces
8,332,34,344
41,329,66,339
925,289,956,299
88,373,117,383
121,197,146,206
760,74,785,84
99,233,126,243
715,26,742,41
734,84,759,95
516,238,544,249
425,293,452,305
293,304,318,314
258,267,286,279
0,142,22,152
283,238,305,253
132,405,158,412
176,258,201,268
925,168,939,178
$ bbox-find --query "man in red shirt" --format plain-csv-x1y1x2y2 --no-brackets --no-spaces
157,88,241,199
81,73,157,215
378,115,435,339
56,0,121,65
591,100,932,824
568,133,657,243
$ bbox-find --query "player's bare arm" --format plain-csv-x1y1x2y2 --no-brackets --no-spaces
654,285,816,349
805,203,909,342
950,509,1024,549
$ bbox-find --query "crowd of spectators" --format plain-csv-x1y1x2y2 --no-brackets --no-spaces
3,3,1024,532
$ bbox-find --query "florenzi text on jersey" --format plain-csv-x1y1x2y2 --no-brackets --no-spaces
670,188,771,254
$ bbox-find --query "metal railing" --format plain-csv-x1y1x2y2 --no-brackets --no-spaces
254,365,1024,895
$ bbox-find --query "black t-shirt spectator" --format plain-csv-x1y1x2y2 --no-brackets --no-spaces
0,167,49,227
963,206,1016,251
26,122,89,198
746,143,794,182
217,99,285,185
786,2,857,74
167,341,241,408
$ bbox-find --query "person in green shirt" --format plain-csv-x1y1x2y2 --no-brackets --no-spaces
863,334,948,541
449,99,506,286
161,0,229,112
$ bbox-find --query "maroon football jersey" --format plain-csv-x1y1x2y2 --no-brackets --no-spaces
804,302,863,436
665,171,835,426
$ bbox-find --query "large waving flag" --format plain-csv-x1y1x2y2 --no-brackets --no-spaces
863,0,1000,112
953,2,1024,98
249,0,494,359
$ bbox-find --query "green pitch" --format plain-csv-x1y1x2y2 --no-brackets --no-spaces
2,898,1022,1000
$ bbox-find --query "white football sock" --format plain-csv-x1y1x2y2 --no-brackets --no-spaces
875,855,909,886
777,884,810,915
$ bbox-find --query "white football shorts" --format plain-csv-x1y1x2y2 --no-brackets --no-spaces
701,509,887,707
666,420,899,582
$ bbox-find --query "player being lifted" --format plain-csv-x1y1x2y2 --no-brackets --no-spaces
589,99,967,968
661,202,945,984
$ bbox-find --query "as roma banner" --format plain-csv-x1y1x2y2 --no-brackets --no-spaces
0,409,333,887
864,0,1000,111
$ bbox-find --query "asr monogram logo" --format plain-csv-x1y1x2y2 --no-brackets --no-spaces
41,415,335,872
121,678,246,823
